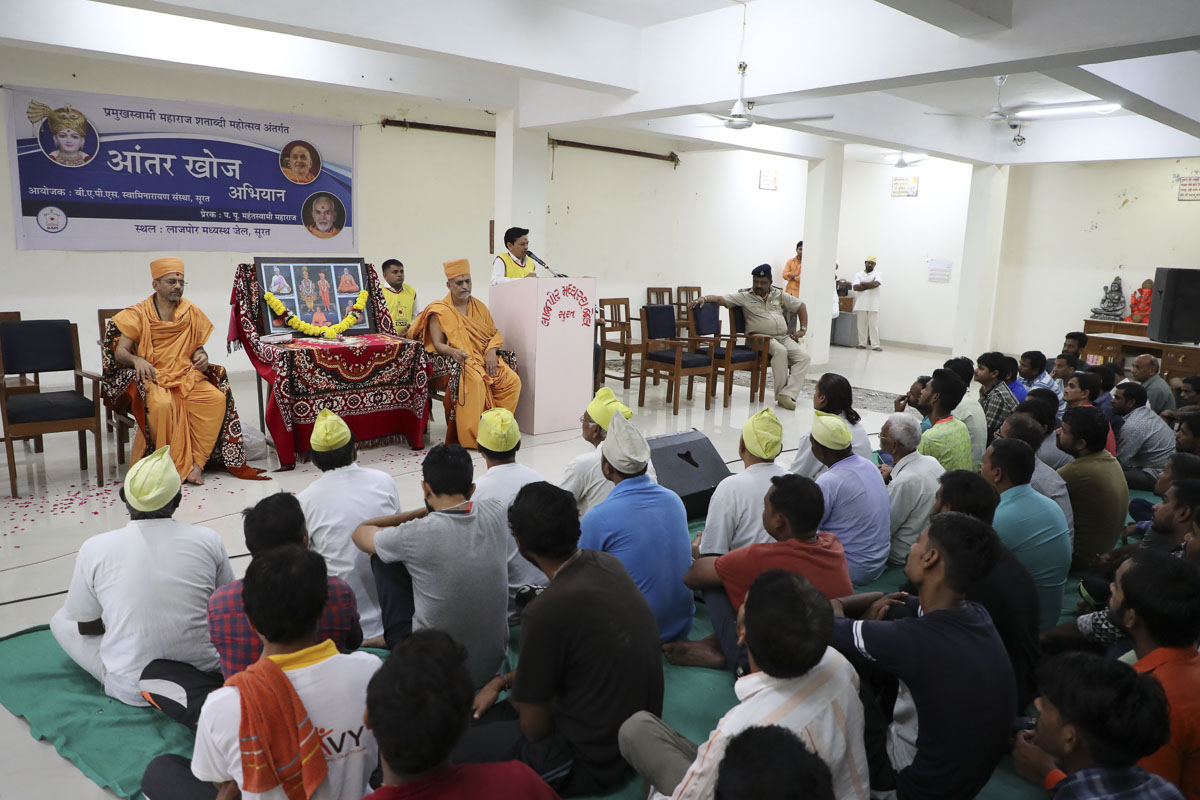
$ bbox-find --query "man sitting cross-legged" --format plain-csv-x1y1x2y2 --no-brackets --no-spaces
831,512,1017,799
1113,380,1177,491
1057,406,1129,570
455,482,664,797
361,630,559,800
621,570,870,800
208,492,362,680
915,369,974,473
878,412,944,566
142,547,382,800
665,474,853,672
353,444,509,688
298,409,400,648
995,412,1074,537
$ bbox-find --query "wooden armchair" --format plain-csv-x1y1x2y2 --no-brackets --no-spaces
0,311,43,452
729,306,771,403
647,287,672,307
675,286,701,334
637,304,714,415
598,298,639,390
0,320,104,497
687,304,765,408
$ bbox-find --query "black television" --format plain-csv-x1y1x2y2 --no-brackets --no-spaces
1148,267,1200,345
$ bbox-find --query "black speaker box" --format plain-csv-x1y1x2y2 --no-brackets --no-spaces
1148,267,1200,345
647,429,732,519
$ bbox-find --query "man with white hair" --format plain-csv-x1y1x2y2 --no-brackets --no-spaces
561,387,655,518
1132,353,1176,415
878,412,944,566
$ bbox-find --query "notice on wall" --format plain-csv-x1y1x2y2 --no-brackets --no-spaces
927,259,952,284
1179,175,1200,201
6,85,357,251
891,176,919,197
759,169,779,191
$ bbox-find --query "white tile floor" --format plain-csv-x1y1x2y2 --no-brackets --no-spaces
0,344,942,799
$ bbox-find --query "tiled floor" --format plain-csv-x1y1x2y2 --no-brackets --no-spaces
0,343,942,799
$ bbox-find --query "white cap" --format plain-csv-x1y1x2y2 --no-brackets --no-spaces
601,412,651,474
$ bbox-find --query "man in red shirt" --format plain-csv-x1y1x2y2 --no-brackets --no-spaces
664,474,853,673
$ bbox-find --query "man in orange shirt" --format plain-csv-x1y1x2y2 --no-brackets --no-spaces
782,240,802,332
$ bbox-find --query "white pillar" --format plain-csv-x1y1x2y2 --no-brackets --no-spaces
953,164,1010,356
799,142,844,367
493,109,549,270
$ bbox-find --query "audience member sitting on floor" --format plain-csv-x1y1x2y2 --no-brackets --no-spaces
698,409,789,555
831,512,1017,799
1019,350,1061,398
456,482,664,796
51,445,233,711
1017,394,1074,469
1062,331,1088,359
353,444,508,688
1021,550,1200,798
810,412,892,585
1176,413,1200,456
561,387,657,518
668,475,853,672
997,412,1075,536
1127,453,1200,543
209,492,362,680
1051,354,1079,417
1058,406,1129,570
1064,372,1119,455
982,438,1072,630
1089,364,1124,435
1005,355,1029,402
621,570,869,800
789,373,873,478
1012,652,1182,800
1164,377,1200,422
927,471,1042,712
916,369,974,473
580,413,693,643
1114,381,1178,491
470,408,549,623
975,351,1020,441
878,412,944,565
714,725,837,800
893,374,933,432
943,356,989,469
143,546,383,800
1134,354,1178,416
298,409,398,648
361,629,559,800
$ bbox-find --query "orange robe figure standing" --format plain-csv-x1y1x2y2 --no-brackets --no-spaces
113,259,226,480
317,274,332,310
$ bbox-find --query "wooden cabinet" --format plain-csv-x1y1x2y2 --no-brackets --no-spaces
1083,319,1149,337
1081,332,1200,381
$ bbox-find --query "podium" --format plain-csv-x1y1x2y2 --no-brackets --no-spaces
490,276,597,435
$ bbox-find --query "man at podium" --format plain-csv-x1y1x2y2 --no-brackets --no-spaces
410,259,521,448
490,226,537,285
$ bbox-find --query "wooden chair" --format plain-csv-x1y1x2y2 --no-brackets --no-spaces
689,305,766,408
729,306,772,404
647,287,672,307
675,286,701,334
598,298,639,389
637,304,714,415
0,312,43,452
97,308,139,464
0,320,104,497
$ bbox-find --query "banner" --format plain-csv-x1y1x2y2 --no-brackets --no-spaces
6,86,357,252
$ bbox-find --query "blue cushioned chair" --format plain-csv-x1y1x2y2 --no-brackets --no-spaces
638,304,714,415
689,305,767,408
0,320,104,497
729,306,771,404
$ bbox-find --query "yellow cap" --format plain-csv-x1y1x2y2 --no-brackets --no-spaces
586,387,633,432
477,408,521,452
865,256,877,263
742,408,783,460
811,410,853,450
310,408,352,452
124,446,182,512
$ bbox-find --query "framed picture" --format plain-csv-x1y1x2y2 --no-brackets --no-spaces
254,256,375,336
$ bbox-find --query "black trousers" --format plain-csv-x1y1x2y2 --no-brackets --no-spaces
371,555,415,649
452,700,577,792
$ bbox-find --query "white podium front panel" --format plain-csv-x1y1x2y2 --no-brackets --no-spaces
489,277,596,435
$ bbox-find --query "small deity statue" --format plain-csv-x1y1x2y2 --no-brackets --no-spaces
1090,276,1126,321
1125,278,1154,324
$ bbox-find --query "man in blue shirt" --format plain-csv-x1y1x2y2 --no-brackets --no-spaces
982,438,1072,630
810,412,891,584
580,413,693,642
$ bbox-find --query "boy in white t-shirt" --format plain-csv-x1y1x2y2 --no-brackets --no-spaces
142,546,382,800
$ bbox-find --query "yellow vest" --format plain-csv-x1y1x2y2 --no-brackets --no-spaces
384,284,417,330
499,251,535,279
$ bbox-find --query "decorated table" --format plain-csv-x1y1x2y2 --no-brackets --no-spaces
228,263,430,469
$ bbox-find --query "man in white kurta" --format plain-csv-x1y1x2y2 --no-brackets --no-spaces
298,409,400,644
853,257,882,350
562,387,656,518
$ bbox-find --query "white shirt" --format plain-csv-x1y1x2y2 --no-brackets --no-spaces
789,418,874,479
60,518,233,706
952,396,988,470
472,461,550,620
886,451,944,565
298,463,402,640
490,251,529,285
700,462,790,555
560,445,658,519
192,647,381,800
652,648,870,800
853,270,882,312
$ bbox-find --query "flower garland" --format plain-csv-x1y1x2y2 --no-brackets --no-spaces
264,290,368,339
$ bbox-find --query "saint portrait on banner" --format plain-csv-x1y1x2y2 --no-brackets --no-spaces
27,101,96,167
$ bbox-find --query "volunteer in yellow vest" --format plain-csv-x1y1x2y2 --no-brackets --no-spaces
409,259,522,448
113,257,227,485
490,226,537,285
380,258,418,337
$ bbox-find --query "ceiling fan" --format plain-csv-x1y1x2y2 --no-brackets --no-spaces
707,62,835,130
891,151,928,169
925,74,1012,123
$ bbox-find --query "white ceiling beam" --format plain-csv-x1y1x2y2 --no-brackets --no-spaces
873,0,1012,36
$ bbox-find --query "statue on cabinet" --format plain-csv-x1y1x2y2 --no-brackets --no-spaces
1090,276,1127,321
1125,279,1154,325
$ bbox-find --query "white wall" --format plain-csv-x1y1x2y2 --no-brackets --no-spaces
836,158,973,351
993,157,1200,357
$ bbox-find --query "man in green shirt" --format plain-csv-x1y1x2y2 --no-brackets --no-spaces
917,369,974,472
1057,406,1129,570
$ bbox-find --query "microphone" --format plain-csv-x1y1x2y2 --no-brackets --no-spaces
526,250,567,277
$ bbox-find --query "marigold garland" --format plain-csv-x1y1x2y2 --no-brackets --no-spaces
265,290,368,339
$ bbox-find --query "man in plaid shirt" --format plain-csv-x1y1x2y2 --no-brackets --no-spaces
975,351,1019,441
207,492,362,678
